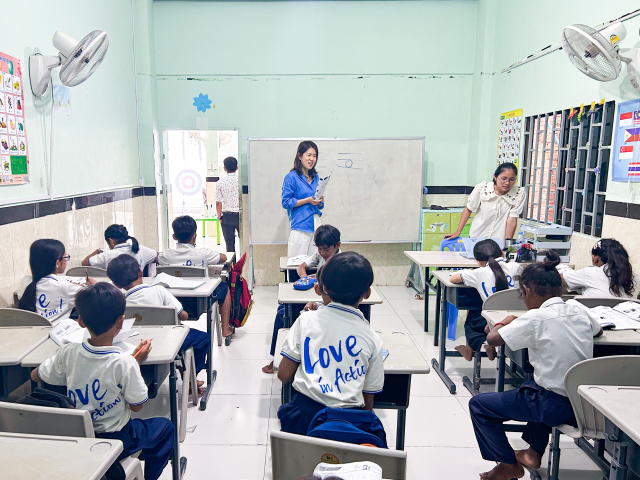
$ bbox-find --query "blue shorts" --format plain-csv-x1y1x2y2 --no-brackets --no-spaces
213,281,229,303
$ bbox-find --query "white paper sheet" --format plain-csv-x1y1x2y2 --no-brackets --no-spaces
314,171,332,200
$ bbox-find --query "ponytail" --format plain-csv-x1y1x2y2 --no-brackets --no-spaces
104,224,139,254
517,250,563,298
592,239,635,297
473,239,508,292
18,239,66,312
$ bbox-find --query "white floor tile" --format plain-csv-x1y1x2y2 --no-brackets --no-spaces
405,446,495,480
242,312,277,335
369,313,410,333
210,332,273,360
210,360,274,395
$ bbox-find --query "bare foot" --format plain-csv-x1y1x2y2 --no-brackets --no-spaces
262,361,274,374
484,345,497,361
515,448,542,470
479,462,524,480
455,344,474,361
222,328,234,337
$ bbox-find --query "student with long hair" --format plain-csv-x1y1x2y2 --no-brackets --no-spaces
83,224,158,270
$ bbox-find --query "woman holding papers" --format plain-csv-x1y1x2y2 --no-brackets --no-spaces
445,162,525,245
281,141,325,257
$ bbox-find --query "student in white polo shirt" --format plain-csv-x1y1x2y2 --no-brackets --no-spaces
468,252,602,480
296,225,341,280
107,254,211,392
158,215,233,338
277,252,385,437
82,224,158,271
19,239,96,322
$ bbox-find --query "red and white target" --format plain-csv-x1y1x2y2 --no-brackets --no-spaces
175,169,202,195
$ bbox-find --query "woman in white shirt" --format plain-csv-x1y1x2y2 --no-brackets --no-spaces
82,224,158,271
559,239,638,298
445,162,525,245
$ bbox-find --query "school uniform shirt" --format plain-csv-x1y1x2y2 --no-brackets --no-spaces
459,258,522,301
498,297,601,396
158,243,222,268
281,302,384,408
35,274,84,323
281,171,324,233
37,341,148,433
303,250,341,270
467,181,526,244
89,242,157,270
124,284,183,317
214,171,240,213
559,264,640,298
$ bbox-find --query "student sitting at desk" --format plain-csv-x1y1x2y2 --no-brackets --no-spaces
82,224,158,271
277,252,385,438
31,283,174,480
107,254,211,394
19,239,96,322
158,215,233,338
468,251,602,480
450,239,521,362
557,238,638,298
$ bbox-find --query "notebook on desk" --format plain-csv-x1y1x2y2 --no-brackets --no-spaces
568,300,640,330
152,273,206,290
457,237,504,259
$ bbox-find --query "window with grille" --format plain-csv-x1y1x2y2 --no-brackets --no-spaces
520,101,615,237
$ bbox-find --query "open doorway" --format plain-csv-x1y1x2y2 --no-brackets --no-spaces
164,129,239,256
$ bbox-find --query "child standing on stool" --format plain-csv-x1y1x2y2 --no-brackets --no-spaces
107,254,211,394
31,283,174,480
469,251,602,480
450,239,521,361
277,252,385,436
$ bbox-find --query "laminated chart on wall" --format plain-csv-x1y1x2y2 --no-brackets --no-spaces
612,98,640,182
0,51,28,185
496,108,522,168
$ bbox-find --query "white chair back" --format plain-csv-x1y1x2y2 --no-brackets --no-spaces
66,266,107,277
0,308,50,327
482,289,525,311
571,296,640,309
0,402,94,438
270,430,407,480
156,265,206,278
124,305,179,325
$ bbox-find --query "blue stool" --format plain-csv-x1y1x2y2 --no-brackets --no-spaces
439,238,467,341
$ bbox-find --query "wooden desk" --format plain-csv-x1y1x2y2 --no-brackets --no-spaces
0,432,123,480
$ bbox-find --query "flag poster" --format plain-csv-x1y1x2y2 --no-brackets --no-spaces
496,108,523,168
612,99,640,182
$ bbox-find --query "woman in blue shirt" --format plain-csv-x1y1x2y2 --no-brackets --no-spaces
281,141,324,257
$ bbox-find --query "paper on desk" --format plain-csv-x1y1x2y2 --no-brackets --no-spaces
52,318,138,346
613,301,640,321
313,461,382,480
586,306,640,330
314,171,331,200
287,255,308,267
152,272,205,290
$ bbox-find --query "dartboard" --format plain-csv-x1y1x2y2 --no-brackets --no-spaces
175,169,202,195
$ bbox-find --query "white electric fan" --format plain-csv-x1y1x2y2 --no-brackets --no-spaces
561,22,640,89
29,30,109,97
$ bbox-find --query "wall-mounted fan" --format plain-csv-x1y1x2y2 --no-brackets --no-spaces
29,30,109,97
561,22,640,89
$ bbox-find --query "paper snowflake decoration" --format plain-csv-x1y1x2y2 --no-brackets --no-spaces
193,93,212,113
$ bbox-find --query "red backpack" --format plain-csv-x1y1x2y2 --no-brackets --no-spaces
228,252,253,328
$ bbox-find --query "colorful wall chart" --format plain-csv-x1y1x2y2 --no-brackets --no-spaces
496,108,523,169
612,98,640,182
0,51,29,185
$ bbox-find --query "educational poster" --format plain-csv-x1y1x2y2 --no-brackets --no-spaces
612,98,640,182
0,51,29,185
496,108,523,168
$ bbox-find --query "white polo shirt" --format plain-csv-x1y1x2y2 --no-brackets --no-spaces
37,341,149,433
498,297,601,396
89,242,157,270
125,284,184,317
35,274,84,323
158,243,222,268
303,250,341,270
559,264,639,298
467,181,526,244
459,258,522,301
281,303,384,408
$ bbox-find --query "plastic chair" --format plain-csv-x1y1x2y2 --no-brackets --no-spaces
0,308,50,327
439,238,466,253
0,402,143,479
124,304,198,443
545,356,640,480
571,296,640,309
482,289,526,311
270,430,407,480
66,266,107,277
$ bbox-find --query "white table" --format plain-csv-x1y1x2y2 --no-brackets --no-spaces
0,432,123,480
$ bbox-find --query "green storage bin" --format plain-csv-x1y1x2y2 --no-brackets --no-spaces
423,212,451,234
422,233,444,251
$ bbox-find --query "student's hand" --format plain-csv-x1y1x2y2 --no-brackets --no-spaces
85,277,97,286
133,340,152,364
90,248,102,257
307,197,323,206
501,315,517,326
484,324,491,334
443,232,460,240
303,301,318,311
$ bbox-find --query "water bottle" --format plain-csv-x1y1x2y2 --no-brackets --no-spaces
517,230,525,245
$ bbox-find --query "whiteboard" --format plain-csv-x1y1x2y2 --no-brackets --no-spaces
248,138,424,243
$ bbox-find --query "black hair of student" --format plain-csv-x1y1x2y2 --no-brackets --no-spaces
104,224,139,254
319,252,374,306
314,224,340,248
473,239,508,292
592,239,635,297
76,283,126,336
493,162,517,184
223,156,238,173
172,215,197,243
107,254,141,288
291,141,318,178
19,239,66,312
516,250,564,298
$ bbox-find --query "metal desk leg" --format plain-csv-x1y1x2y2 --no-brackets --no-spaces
496,346,506,393
396,409,407,451
423,267,429,332
170,362,187,479
431,284,456,394
433,278,441,347
200,297,217,410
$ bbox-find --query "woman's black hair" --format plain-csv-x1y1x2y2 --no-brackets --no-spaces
18,239,66,312
493,162,517,184
104,224,139,254
592,239,635,297
473,239,508,292
517,250,564,298
291,141,318,178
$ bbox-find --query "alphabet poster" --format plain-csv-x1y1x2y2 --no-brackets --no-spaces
496,108,522,169
0,51,29,185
